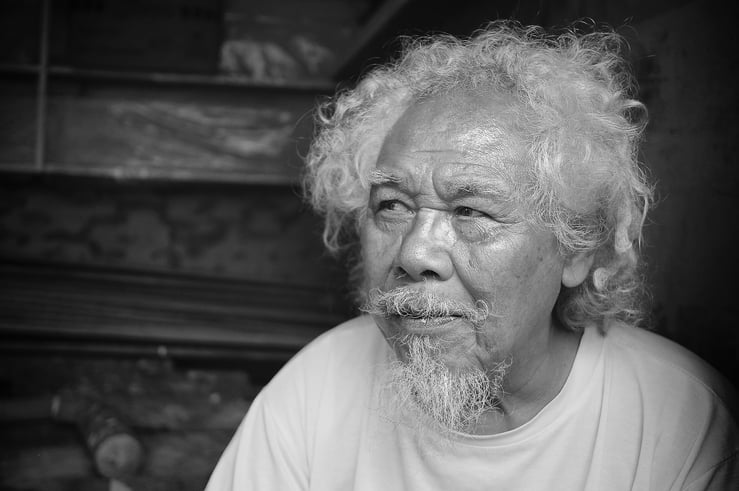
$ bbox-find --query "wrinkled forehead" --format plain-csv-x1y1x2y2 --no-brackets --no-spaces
373,90,530,197
370,162,517,201
393,89,521,142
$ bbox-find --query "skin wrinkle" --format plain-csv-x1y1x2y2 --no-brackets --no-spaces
305,24,652,333
369,171,522,245
362,90,587,435
365,287,510,435
373,164,517,205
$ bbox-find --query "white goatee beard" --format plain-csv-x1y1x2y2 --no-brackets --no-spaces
383,334,509,436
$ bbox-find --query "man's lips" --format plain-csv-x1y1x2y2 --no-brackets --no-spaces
391,314,465,333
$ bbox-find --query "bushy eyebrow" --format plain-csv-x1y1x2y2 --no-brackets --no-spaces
368,167,515,201
441,177,512,201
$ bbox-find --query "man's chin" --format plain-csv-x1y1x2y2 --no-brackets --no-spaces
388,331,474,371
381,334,506,436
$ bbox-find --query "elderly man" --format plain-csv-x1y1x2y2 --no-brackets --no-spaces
206,21,738,490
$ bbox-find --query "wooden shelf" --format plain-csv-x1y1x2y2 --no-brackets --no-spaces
0,73,318,185
0,63,40,77
0,262,347,361
0,63,336,92
0,161,302,186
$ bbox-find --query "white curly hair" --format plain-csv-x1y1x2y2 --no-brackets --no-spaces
303,20,653,330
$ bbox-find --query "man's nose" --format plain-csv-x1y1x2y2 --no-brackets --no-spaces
395,209,454,282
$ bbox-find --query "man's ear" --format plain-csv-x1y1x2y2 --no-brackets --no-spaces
562,252,595,288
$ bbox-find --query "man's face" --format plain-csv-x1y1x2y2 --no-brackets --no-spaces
360,91,569,377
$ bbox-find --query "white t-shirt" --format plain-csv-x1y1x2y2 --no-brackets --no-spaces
206,316,739,490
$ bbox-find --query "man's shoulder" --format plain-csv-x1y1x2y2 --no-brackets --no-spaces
279,315,386,377
301,314,383,355
604,324,724,383
595,325,739,487
602,324,738,412
257,315,385,406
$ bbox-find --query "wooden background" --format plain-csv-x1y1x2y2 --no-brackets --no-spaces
1,0,737,489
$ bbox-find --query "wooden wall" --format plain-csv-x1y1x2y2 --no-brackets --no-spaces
0,3,367,487
0,1,737,488
0,177,345,286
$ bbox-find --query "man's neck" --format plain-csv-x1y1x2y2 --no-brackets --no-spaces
472,326,583,435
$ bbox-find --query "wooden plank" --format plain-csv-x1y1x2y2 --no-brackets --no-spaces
0,179,347,287
0,261,341,311
0,64,336,91
0,81,37,168
42,82,316,184
0,339,297,362
0,262,345,357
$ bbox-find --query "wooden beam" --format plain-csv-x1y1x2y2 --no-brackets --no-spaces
333,0,413,79
34,0,50,172
0,262,347,360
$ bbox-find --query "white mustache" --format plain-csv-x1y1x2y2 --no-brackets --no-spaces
361,287,492,326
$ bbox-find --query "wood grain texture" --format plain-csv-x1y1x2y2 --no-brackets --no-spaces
0,179,348,288
42,82,316,183
0,261,343,359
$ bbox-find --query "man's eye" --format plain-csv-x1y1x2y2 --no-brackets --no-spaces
455,206,488,218
378,200,408,212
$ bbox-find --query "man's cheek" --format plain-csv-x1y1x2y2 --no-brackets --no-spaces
362,234,399,287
